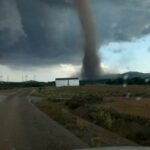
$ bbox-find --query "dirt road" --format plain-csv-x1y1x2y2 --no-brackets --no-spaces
0,89,87,150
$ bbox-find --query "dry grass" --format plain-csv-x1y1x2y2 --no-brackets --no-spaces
34,85,150,118
0,89,16,93
101,98,150,118
35,85,150,97
34,85,150,145
34,85,150,119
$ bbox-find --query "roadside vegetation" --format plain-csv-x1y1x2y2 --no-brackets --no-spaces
33,85,150,146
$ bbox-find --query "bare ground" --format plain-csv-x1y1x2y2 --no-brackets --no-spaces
0,89,87,150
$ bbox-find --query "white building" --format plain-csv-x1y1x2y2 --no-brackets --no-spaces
55,78,80,87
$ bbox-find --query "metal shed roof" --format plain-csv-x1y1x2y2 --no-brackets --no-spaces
55,78,79,80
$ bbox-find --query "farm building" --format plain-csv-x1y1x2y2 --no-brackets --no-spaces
55,78,80,87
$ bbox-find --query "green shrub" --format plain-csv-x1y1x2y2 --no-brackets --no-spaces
89,106,113,129
38,87,42,93
59,109,73,126
88,105,150,128
66,93,103,109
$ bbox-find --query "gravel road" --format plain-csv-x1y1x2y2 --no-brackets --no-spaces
0,89,87,150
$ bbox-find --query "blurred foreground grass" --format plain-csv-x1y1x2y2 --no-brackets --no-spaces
33,85,150,146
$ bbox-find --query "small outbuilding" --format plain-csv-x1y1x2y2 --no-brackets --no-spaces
55,78,80,87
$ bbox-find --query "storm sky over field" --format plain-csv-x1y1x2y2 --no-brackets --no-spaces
0,0,150,81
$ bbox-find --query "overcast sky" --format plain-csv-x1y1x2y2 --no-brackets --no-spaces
0,0,150,81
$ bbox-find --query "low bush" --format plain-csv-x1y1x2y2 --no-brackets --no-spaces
89,107,113,129
87,105,150,145
88,105,150,127
59,109,73,126
66,93,103,109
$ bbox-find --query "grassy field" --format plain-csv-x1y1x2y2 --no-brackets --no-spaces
33,85,150,98
33,85,150,146
101,98,150,118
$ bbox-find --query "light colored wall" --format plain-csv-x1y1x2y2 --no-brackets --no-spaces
56,80,68,87
69,79,79,86
56,79,79,87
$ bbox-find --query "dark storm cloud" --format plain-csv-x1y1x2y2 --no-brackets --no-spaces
0,0,25,47
142,24,150,35
91,0,150,43
43,0,73,6
0,0,150,68
0,0,82,67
